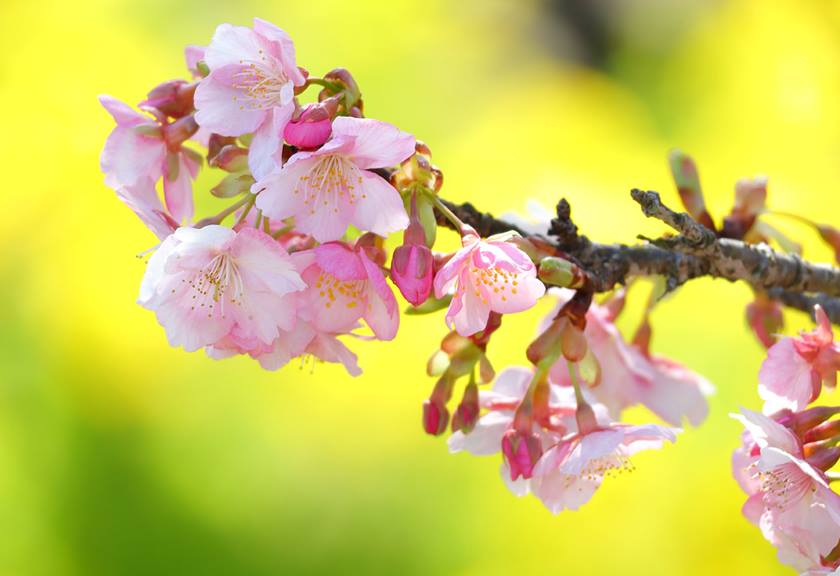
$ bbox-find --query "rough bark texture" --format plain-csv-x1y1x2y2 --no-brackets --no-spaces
437,191,840,325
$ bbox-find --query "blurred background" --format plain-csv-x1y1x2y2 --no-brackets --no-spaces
2,0,840,574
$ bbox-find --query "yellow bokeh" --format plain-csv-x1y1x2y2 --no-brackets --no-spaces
0,0,838,574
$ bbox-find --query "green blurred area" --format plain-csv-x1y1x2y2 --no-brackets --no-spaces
1,0,840,574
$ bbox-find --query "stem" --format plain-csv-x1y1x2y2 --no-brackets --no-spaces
305,78,343,92
428,190,467,233
233,197,256,227
195,194,254,228
766,210,818,228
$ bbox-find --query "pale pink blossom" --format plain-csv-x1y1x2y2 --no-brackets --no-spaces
194,18,305,180
732,408,840,572
531,423,678,513
184,45,206,78
254,116,414,242
433,230,545,337
139,225,305,352
99,95,199,223
292,241,399,341
545,289,712,426
759,306,840,414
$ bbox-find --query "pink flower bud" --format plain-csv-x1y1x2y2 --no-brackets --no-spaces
391,244,433,306
391,194,434,306
422,399,449,436
283,102,335,150
746,296,784,349
668,149,715,231
141,80,196,119
805,444,840,471
502,428,543,480
803,419,840,443
452,382,479,433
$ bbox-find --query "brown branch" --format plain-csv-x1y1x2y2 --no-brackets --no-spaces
437,193,840,325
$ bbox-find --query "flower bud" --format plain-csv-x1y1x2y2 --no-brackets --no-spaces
163,115,199,148
817,224,840,264
538,256,584,288
283,100,338,150
786,406,840,435
669,149,715,231
391,194,434,306
209,145,249,173
803,419,840,444
502,428,543,480
141,80,196,119
324,68,361,107
452,382,480,433
561,322,587,362
423,399,449,436
746,295,784,349
805,444,840,471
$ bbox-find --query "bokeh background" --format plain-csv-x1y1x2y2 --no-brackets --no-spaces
2,0,840,574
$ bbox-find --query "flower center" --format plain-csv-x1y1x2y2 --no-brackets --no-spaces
232,52,290,110
186,253,244,318
757,462,812,509
314,271,366,310
294,155,364,215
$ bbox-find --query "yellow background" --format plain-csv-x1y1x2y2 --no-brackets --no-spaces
1,0,839,574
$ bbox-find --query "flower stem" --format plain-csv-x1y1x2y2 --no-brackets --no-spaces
195,194,254,228
427,190,467,233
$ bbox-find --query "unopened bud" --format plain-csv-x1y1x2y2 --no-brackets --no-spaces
538,256,582,288
817,224,840,264
141,80,196,119
452,382,480,433
804,419,840,444
527,317,565,365
668,149,715,231
391,243,433,306
805,444,840,471
164,115,199,148
284,100,337,150
746,296,784,349
324,68,361,107
422,400,449,436
575,400,599,436
209,144,249,172
788,406,840,435
561,322,587,362
502,428,543,480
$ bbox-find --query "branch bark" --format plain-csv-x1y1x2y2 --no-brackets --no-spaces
437,192,840,325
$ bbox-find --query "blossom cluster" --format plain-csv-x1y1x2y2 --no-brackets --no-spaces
99,17,840,574
732,306,840,575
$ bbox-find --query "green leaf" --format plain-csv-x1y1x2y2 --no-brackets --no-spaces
211,172,255,198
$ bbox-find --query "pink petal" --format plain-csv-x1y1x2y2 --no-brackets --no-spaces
351,171,409,238
433,244,474,298
248,103,293,180
114,178,177,241
360,250,399,340
759,337,819,413
446,272,491,337
253,156,317,221
332,117,416,170
163,153,197,224
99,94,150,126
204,23,264,69
308,333,362,376
194,66,267,136
313,242,367,281
101,125,165,189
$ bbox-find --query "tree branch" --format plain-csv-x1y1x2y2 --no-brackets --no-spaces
437,192,840,325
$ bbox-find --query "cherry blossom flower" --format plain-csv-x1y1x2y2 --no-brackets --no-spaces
433,229,545,337
759,306,840,414
254,116,414,242
531,422,678,513
732,408,840,572
139,225,305,352
99,95,200,223
194,18,305,180
294,240,400,341
545,289,712,426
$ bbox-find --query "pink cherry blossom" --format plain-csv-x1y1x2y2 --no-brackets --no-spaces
194,18,305,180
139,225,305,352
99,95,199,223
433,229,546,337
545,289,712,426
732,408,840,572
531,423,678,513
292,241,400,341
759,306,840,414
254,116,414,242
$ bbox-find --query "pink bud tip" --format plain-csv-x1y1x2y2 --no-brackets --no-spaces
391,244,434,306
422,400,449,436
284,104,333,150
501,429,543,480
